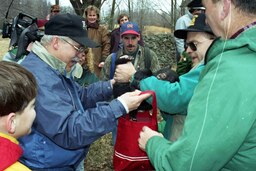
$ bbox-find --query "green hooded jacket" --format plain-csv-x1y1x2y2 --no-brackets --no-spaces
145,28,256,170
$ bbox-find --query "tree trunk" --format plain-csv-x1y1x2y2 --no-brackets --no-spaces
108,0,116,30
139,0,145,34
69,0,104,16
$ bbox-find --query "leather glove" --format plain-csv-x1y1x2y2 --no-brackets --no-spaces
153,66,179,83
130,69,153,90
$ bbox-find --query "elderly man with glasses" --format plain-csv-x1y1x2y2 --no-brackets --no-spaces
18,13,151,170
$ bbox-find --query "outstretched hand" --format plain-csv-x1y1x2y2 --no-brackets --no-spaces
138,126,163,151
118,90,151,112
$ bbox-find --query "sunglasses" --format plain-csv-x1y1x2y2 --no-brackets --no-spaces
184,42,198,51
52,10,60,13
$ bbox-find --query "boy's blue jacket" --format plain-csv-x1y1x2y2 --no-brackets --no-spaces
19,42,126,169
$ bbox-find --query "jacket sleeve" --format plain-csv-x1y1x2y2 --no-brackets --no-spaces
35,80,126,149
78,80,113,108
140,64,204,114
100,26,111,62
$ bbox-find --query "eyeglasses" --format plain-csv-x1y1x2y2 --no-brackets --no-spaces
61,38,86,53
184,42,198,51
52,10,60,13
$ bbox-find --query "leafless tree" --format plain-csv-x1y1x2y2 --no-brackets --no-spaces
108,0,116,30
69,0,107,16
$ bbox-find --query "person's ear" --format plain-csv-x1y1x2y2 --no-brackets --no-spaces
137,35,141,41
221,0,232,20
6,113,16,134
52,36,60,50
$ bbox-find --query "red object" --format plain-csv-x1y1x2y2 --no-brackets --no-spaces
113,90,157,171
0,136,23,170
37,19,48,28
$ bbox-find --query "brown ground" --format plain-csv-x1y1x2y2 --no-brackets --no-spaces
85,133,114,170
144,25,172,35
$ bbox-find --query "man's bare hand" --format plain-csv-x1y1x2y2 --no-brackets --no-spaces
119,90,151,112
98,62,104,68
138,126,163,151
114,62,136,83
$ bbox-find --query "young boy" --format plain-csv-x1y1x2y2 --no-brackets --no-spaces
0,61,37,171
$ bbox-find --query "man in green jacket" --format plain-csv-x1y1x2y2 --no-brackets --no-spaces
138,0,256,170
115,13,215,141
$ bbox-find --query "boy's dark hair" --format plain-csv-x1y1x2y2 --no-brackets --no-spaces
117,14,129,24
0,61,37,116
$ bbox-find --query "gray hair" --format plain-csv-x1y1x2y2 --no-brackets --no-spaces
40,35,74,46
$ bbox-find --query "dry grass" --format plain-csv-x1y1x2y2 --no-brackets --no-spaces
0,37,9,60
143,25,171,35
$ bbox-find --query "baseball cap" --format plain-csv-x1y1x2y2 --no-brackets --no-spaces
187,0,205,10
45,13,98,48
174,13,213,39
120,22,140,36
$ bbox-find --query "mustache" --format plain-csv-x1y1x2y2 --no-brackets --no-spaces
127,44,135,48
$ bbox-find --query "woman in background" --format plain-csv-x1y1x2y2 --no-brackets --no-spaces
83,5,110,79
46,5,60,20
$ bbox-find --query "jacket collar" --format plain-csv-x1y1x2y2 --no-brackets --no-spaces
206,27,256,64
31,41,82,79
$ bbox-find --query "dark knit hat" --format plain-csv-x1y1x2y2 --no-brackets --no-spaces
174,13,213,39
45,13,98,48
187,0,205,10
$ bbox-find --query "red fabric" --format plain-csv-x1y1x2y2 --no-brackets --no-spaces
113,91,157,171
37,19,47,28
0,136,23,170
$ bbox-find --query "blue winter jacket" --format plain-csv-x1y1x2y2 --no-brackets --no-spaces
19,42,126,169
